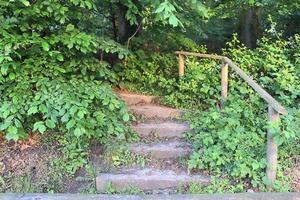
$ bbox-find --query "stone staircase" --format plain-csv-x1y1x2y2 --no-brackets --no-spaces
96,92,210,193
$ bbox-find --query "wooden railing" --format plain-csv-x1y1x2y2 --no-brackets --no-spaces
175,51,288,189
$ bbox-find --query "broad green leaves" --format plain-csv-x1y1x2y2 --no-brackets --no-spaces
154,0,182,27
46,119,56,129
33,121,46,134
42,42,50,51
21,0,30,6
28,106,38,115
0,1,132,143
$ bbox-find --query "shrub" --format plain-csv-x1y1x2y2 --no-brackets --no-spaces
0,1,131,141
185,34,300,191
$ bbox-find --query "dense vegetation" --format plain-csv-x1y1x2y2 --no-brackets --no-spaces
0,0,299,193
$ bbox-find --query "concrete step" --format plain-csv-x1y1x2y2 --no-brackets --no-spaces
130,105,183,119
132,121,190,138
117,92,157,106
96,168,210,192
129,141,192,159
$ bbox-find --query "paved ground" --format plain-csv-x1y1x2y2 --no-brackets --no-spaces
1,193,300,200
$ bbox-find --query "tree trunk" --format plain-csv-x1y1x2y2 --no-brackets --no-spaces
117,4,137,44
238,7,262,48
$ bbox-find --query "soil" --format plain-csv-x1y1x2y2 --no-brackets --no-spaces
0,133,93,193
288,156,300,192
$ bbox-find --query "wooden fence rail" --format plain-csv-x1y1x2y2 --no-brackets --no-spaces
175,51,288,190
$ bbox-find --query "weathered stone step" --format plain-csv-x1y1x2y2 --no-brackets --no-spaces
133,121,190,138
129,141,191,159
130,105,183,119
96,168,210,192
117,92,157,106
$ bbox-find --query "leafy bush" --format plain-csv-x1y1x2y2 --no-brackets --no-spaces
119,32,216,108
0,1,133,173
119,52,178,95
0,0,130,141
185,34,300,191
163,58,220,108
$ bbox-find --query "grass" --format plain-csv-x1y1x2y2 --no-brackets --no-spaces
103,143,149,168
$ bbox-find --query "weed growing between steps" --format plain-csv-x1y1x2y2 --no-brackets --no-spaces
103,143,149,168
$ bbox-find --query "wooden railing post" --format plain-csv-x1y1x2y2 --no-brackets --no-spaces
178,54,185,77
221,61,228,108
266,105,279,190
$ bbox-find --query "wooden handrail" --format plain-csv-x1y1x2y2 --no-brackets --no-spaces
175,51,288,190
175,51,288,115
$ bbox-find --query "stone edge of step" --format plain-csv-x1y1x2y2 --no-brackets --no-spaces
96,168,211,192
128,140,192,159
132,121,191,138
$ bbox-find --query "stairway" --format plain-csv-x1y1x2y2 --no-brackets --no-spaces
96,92,210,193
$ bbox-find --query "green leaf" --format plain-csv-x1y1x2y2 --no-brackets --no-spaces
28,106,38,115
248,0,255,4
155,4,165,13
39,124,46,134
66,119,76,130
122,113,130,122
21,0,30,6
1,65,8,75
0,121,10,131
42,42,50,51
77,111,84,119
169,15,179,27
70,105,78,115
6,126,18,141
39,104,48,113
46,119,56,129
2,110,10,118
252,162,260,170
9,72,15,80
57,54,64,61
33,121,41,131
85,1,92,9
74,127,82,137
66,24,75,32
61,114,69,122
33,121,46,134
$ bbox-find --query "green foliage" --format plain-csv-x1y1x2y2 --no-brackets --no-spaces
154,0,182,27
119,32,213,108
163,58,220,108
187,177,244,194
104,144,148,168
186,96,268,189
0,0,134,178
0,1,131,141
184,34,300,191
225,34,300,106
